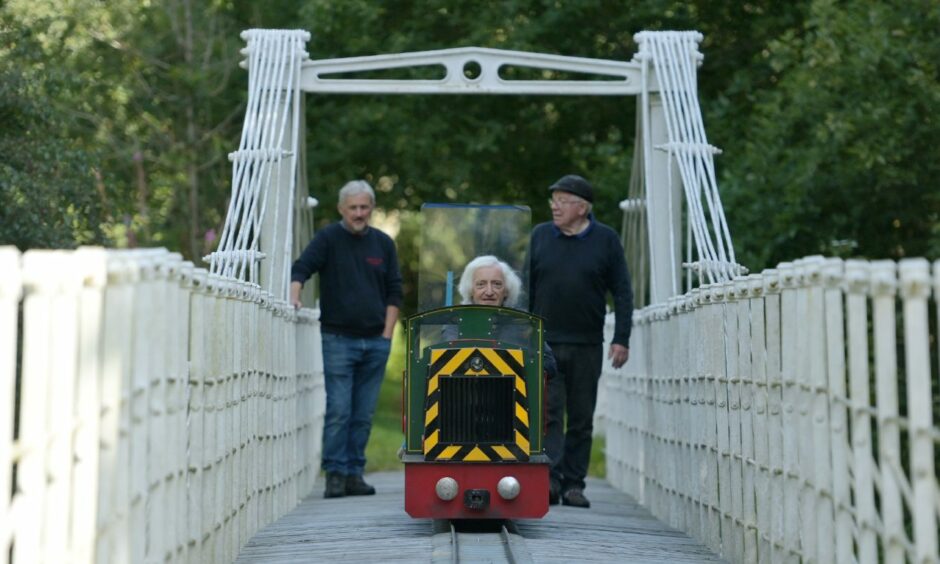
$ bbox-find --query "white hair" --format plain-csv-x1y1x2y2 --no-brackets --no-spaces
338,179,375,205
457,255,522,308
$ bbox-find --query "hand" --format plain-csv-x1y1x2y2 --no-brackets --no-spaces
608,343,629,369
289,281,303,310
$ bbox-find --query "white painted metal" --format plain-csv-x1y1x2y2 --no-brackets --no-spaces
746,274,772,564
635,31,743,294
300,46,645,95
598,255,940,564
844,259,878,564
209,30,310,299
822,258,853,564
1,248,321,563
220,30,739,303
643,94,683,304
871,260,906,562
723,282,744,563
0,247,19,564
899,259,938,562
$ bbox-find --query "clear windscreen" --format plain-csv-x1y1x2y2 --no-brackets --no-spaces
416,204,531,313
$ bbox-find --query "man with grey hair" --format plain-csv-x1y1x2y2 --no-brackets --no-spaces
290,179,402,498
528,173,633,509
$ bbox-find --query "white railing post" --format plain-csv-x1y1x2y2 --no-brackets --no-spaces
172,258,194,561
186,267,209,564
806,257,836,564
793,259,818,561
760,268,787,564
683,290,701,550
0,247,20,564
870,260,905,562
777,261,803,560
822,258,853,564
844,259,878,563
701,284,723,555
746,273,771,563
722,280,744,563
71,248,108,563
17,251,80,562
733,277,758,564
899,259,938,562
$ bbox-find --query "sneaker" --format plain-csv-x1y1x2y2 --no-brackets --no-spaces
562,488,590,508
549,478,561,505
324,472,346,498
345,474,376,496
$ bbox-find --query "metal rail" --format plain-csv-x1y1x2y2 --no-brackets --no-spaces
431,520,533,564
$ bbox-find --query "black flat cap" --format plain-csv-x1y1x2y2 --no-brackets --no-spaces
548,174,593,203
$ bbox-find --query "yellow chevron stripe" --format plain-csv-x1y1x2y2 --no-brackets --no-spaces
515,402,529,426
439,445,462,459
430,349,446,363
439,348,474,375
515,375,527,397
515,430,530,452
493,445,514,459
480,348,514,375
427,373,439,395
508,349,523,365
424,429,439,451
464,447,490,462
425,402,438,426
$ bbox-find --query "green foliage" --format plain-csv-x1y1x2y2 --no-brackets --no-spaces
1,0,937,271
717,0,940,266
0,16,106,250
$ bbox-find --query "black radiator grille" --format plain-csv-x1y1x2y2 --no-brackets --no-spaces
439,376,514,444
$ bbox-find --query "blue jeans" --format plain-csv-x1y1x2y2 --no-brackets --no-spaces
320,332,391,476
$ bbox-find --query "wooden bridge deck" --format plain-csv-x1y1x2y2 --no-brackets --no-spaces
235,471,724,563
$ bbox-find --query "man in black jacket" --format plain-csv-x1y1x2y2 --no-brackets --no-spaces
528,174,633,509
290,180,402,498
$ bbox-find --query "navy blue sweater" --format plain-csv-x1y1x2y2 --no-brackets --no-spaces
291,222,403,337
528,217,633,346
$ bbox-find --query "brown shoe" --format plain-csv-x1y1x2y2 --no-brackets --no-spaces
345,474,376,496
324,472,346,498
562,488,590,508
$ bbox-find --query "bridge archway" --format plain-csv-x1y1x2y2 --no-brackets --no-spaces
208,30,740,309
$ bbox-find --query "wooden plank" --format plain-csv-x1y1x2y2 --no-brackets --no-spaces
235,472,724,563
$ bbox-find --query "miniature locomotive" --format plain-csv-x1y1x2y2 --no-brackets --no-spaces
401,204,550,519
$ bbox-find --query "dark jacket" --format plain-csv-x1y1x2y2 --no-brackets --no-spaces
528,216,633,346
291,222,402,337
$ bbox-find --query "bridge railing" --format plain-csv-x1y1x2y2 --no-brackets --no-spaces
0,246,324,564
600,255,939,564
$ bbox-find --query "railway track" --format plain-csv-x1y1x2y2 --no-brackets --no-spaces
431,519,534,564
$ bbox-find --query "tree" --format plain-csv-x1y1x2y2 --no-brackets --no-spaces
717,0,940,267
0,16,106,250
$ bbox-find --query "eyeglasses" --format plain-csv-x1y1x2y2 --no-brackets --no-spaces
548,198,581,207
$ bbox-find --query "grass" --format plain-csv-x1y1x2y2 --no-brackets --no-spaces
364,322,607,479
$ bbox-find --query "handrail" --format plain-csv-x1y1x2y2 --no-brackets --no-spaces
598,255,940,564
0,246,323,563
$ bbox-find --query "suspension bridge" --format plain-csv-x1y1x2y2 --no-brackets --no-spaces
1,30,937,563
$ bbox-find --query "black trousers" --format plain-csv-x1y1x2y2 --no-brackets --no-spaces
544,341,603,491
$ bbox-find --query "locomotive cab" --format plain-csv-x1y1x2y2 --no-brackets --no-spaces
402,204,550,519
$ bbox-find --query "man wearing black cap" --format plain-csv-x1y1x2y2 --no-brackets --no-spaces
528,174,633,509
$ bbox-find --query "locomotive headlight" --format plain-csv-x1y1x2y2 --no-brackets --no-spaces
435,477,459,501
496,476,520,500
